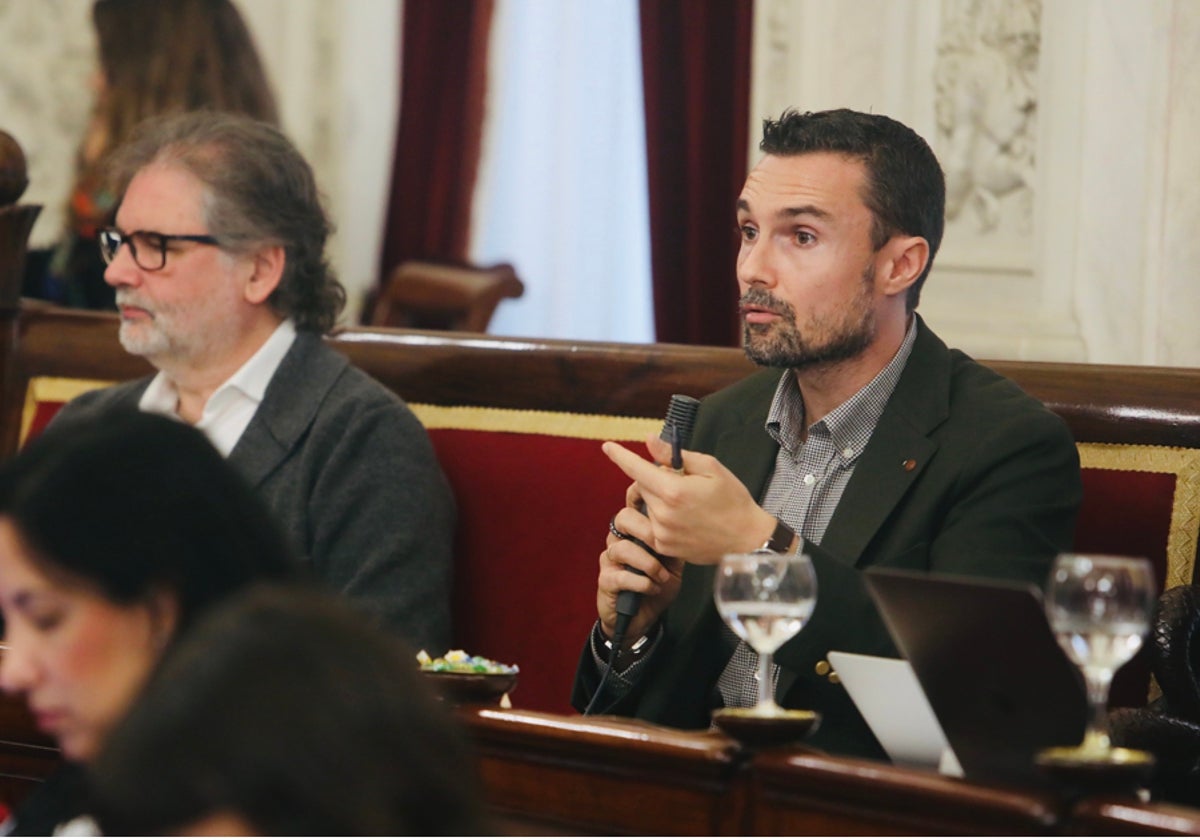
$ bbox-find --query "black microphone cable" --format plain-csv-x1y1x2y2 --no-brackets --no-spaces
583,395,699,716
582,622,625,716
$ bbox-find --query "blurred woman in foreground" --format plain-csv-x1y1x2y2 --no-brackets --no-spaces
0,411,296,834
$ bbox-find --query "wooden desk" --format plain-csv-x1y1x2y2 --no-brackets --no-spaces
458,706,1074,835
4,698,1200,834
1067,797,1200,836
457,707,1200,836
460,707,749,835
750,749,1061,835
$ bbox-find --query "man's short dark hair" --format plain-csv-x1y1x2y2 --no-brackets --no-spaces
760,109,946,310
108,111,346,333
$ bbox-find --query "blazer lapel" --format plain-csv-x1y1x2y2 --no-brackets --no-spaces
227,333,348,488
816,317,953,568
717,423,777,502
776,320,953,700
817,417,937,567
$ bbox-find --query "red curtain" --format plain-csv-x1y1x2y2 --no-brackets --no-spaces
376,0,494,299
640,0,753,346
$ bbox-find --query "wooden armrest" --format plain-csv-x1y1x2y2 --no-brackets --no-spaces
369,261,524,332
461,706,741,769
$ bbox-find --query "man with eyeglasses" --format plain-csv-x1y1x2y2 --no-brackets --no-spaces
51,112,455,654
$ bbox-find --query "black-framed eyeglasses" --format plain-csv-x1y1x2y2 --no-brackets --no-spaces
98,227,221,272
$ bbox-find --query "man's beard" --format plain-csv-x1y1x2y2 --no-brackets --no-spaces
740,264,877,370
115,291,228,366
116,298,172,359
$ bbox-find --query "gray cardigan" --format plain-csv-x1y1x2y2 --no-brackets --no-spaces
54,332,456,652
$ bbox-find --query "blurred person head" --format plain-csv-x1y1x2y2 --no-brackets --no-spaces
89,584,487,836
0,411,296,762
88,0,277,166
101,111,345,371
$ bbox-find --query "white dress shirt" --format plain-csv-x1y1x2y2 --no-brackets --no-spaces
138,320,298,456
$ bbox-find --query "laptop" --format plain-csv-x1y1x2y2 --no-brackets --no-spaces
827,651,959,773
861,568,1087,787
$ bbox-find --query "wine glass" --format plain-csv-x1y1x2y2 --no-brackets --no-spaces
1043,553,1155,763
713,550,817,716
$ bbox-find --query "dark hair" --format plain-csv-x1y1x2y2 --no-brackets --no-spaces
759,108,946,310
0,411,296,631
108,111,347,333
89,584,488,836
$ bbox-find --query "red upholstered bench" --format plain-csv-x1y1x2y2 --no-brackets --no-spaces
8,307,1200,721
415,405,656,713
18,367,1200,713
19,377,108,444
19,377,657,714
1074,443,1200,706
1075,447,1200,591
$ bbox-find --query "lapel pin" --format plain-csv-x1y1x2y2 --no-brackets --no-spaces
902,458,917,472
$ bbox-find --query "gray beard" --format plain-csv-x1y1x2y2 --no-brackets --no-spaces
118,320,170,360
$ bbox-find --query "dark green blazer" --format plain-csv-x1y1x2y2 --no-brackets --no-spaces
575,318,1082,758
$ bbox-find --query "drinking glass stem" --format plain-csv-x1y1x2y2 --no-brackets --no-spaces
757,650,776,712
1082,667,1114,753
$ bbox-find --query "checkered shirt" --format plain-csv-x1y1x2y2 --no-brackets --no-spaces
716,319,918,708
589,319,919,715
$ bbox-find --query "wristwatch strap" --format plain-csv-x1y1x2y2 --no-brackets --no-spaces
758,517,796,554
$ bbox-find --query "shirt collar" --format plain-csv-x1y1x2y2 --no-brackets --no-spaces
140,319,297,418
766,316,919,461
220,318,297,404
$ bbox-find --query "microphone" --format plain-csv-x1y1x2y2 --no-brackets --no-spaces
611,394,700,645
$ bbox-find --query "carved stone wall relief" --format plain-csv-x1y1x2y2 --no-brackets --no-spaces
935,0,1039,234
934,0,1040,264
